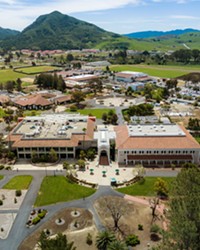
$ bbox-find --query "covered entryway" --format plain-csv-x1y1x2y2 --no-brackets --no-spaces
99,150,109,165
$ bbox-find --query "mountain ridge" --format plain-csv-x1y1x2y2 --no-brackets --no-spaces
0,27,20,40
124,28,200,39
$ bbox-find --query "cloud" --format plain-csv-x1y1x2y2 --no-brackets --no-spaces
171,15,200,20
0,0,144,30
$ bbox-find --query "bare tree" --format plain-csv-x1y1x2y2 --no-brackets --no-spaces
149,197,160,223
99,196,129,235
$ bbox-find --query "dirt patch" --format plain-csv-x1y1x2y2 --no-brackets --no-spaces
19,208,95,250
94,196,163,250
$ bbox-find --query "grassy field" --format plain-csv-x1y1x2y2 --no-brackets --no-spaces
34,176,95,206
0,108,5,118
0,176,3,181
110,64,200,78
23,110,42,116
3,175,33,189
16,66,59,74
0,69,25,82
66,108,115,119
117,177,175,196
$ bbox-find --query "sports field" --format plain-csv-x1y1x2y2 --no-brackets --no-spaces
15,65,59,74
110,64,200,78
0,69,25,82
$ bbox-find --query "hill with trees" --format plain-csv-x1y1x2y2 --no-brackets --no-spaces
0,27,19,40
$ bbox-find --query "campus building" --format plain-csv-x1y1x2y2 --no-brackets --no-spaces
8,114,200,166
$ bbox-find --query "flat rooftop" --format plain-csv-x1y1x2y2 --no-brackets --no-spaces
128,124,185,137
14,114,88,140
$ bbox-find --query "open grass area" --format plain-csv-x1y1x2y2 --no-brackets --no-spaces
0,176,3,181
34,176,95,206
0,69,25,82
110,64,200,78
3,175,33,189
117,177,175,196
0,108,6,118
16,66,59,74
66,108,115,119
23,110,42,116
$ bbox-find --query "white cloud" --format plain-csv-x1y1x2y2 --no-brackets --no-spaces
0,0,143,30
171,15,200,20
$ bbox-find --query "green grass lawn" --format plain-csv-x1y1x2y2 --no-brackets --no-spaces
110,64,200,78
23,110,42,116
0,108,6,118
194,136,200,144
34,176,95,207
0,176,3,181
66,108,115,119
0,69,25,82
3,175,33,189
117,177,175,196
17,66,59,74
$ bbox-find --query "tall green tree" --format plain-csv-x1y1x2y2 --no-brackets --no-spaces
39,231,76,250
168,166,200,250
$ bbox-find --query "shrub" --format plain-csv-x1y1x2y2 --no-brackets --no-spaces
32,216,41,225
0,200,3,206
70,105,77,112
15,190,22,197
5,166,11,170
7,151,15,160
14,198,17,204
38,210,47,219
86,233,93,245
0,165,4,170
138,224,143,230
138,177,145,185
150,224,160,234
125,234,140,247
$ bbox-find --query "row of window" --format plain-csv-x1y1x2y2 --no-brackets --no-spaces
123,150,195,154
18,147,74,152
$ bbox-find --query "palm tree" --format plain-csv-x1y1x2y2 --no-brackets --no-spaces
96,231,116,250
108,240,128,250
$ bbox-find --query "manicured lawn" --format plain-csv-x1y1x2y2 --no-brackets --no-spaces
117,177,175,196
0,69,25,82
23,110,42,116
0,176,3,181
110,64,200,78
17,66,59,74
34,176,95,206
3,175,33,189
66,108,115,119
0,108,6,118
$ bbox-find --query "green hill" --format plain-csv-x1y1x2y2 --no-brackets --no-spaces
0,27,19,40
1,11,119,50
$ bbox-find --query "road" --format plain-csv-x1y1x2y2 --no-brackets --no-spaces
0,168,178,250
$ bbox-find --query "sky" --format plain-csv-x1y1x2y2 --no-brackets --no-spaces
0,0,200,34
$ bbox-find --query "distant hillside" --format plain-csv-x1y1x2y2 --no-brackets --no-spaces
1,11,120,50
0,27,19,40
124,29,200,39
177,72,200,82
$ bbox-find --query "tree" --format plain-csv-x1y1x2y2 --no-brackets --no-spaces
71,90,85,106
77,159,85,169
16,78,22,92
49,148,58,163
108,240,128,250
96,231,116,250
99,196,128,233
154,178,169,198
168,166,200,250
39,231,76,250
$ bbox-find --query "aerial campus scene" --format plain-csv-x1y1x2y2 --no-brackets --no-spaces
0,0,200,250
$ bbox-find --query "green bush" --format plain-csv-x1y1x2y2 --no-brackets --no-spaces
7,151,15,160
138,224,143,230
0,165,4,170
86,233,93,245
15,190,22,197
32,216,41,225
150,224,160,234
0,200,3,206
38,210,47,219
125,234,140,247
